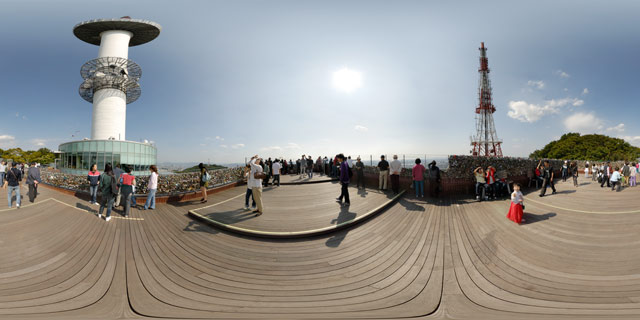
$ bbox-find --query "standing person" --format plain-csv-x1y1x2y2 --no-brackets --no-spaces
4,162,22,209
600,162,611,188
412,158,426,198
622,162,631,187
243,163,256,210
271,159,282,186
485,166,496,200
592,163,598,181
389,155,402,194
570,161,579,187
199,163,209,203
377,155,389,191
355,157,365,189
113,164,124,207
119,166,135,217
307,155,314,178
0,160,6,187
506,183,525,224
335,154,350,206
316,156,323,176
561,161,568,182
610,167,622,192
474,167,486,201
630,163,637,187
87,163,100,205
323,156,329,176
249,155,265,216
299,155,306,179
26,162,41,203
428,160,442,198
143,165,158,210
539,160,557,197
98,163,116,221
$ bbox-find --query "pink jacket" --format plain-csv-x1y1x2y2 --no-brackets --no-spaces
412,164,425,181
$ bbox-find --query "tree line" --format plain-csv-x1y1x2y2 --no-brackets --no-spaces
529,133,640,161
0,147,56,165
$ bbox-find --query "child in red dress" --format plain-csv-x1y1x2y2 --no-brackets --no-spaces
507,183,525,224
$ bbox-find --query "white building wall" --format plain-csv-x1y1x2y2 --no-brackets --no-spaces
91,30,132,140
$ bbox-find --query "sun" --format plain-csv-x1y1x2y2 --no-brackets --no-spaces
332,68,362,92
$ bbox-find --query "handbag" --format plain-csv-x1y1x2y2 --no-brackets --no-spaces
254,171,267,180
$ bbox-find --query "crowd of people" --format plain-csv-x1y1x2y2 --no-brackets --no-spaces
1,161,42,209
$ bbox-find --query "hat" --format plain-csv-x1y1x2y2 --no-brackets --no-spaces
430,160,436,165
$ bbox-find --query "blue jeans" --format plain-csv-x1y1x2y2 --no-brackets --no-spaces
0,172,4,186
245,188,256,207
414,180,424,197
99,194,115,217
144,189,156,209
89,185,98,203
7,185,20,207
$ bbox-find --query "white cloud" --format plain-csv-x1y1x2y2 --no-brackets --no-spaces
507,98,584,123
354,125,368,132
583,88,589,95
527,80,545,89
606,123,625,133
30,138,46,147
563,112,604,133
556,70,570,78
219,144,228,148
215,136,224,141
285,142,300,149
563,88,568,92
261,146,282,151
231,143,245,149
0,134,16,147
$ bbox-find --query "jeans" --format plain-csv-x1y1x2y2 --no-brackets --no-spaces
7,185,20,207
308,167,313,178
414,180,424,197
0,172,4,186
144,189,156,209
89,185,98,203
338,182,350,203
272,174,280,186
124,193,132,216
99,194,115,218
475,182,486,198
245,188,256,208
540,178,556,196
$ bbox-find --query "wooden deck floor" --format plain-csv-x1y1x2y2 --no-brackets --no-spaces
1,179,640,319
189,183,402,237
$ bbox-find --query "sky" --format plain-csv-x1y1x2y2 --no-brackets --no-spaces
0,0,639,164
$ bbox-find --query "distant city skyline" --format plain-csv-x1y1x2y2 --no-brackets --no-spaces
1,0,639,163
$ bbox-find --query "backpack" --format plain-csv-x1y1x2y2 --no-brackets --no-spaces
202,171,211,182
110,176,119,195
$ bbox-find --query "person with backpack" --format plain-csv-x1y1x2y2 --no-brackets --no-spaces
87,163,100,205
98,163,117,221
120,166,136,217
3,162,22,209
336,153,351,206
199,163,209,203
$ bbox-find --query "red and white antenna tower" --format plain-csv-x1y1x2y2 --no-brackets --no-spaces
471,42,503,157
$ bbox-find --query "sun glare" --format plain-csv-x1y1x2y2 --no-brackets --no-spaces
332,68,362,92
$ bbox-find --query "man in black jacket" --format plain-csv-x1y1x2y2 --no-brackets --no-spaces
26,162,41,203
539,160,557,197
4,162,22,208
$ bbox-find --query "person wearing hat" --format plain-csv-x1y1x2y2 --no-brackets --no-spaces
428,160,441,198
390,155,402,194
377,155,389,191
355,157,365,189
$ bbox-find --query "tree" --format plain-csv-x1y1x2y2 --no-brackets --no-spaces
529,133,640,161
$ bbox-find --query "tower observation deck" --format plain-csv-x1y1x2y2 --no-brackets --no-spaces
74,17,161,141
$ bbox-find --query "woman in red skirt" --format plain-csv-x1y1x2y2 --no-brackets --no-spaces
507,183,525,224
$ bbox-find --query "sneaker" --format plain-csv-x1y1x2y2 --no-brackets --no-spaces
98,213,102,219
105,216,111,222
539,194,544,197
142,207,147,210
244,205,249,210
16,205,20,209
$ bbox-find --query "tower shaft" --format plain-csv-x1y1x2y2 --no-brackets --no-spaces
471,42,502,157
